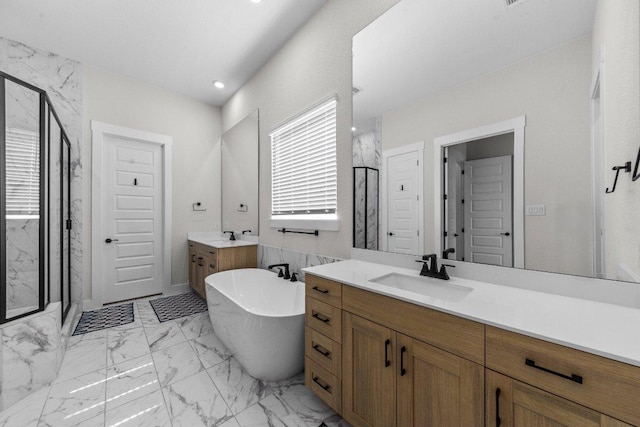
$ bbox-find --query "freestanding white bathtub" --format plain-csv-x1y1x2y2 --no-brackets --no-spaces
205,268,305,381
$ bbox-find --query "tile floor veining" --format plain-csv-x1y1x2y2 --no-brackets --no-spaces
0,297,350,427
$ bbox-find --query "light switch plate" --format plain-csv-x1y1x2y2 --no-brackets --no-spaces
526,205,546,216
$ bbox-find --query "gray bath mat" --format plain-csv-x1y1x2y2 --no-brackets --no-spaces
149,292,208,322
73,303,134,335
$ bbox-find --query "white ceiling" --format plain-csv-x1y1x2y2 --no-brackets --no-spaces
0,0,326,106
353,0,598,133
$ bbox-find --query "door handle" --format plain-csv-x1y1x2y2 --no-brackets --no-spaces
388,232,394,236
105,238,119,243
500,232,511,236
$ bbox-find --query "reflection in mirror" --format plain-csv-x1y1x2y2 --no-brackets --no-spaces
221,109,259,235
352,0,640,282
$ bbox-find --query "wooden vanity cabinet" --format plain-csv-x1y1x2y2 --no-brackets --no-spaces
187,241,257,298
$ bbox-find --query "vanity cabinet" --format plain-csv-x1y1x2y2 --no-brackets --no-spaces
187,241,257,298
341,287,484,427
486,326,640,426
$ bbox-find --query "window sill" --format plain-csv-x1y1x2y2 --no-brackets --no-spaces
270,215,339,232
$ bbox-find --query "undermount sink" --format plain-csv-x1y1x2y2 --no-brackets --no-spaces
370,272,473,302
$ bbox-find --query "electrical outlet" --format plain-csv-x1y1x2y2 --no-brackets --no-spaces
526,205,546,216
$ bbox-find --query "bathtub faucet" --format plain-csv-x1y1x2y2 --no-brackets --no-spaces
268,263,291,280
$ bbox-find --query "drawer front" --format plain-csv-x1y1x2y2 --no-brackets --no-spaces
305,298,342,343
305,356,341,413
305,275,342,308
342,285,484,364
305,326,341,378
486,326,640,426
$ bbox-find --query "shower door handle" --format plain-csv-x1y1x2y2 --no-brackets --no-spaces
105,238,119,243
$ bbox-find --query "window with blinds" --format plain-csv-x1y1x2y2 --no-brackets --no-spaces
270,97,337,228
5,128,40,217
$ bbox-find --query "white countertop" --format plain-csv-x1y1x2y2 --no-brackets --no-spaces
302,259,640,368
188,232,257,249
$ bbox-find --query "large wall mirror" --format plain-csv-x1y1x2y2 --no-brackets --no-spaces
352,0,640,282
221,109,259,235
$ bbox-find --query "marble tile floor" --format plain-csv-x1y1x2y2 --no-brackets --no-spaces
0,296,350,427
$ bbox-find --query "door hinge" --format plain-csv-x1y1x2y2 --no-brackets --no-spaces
443,231,448,237
417,160,419,166
461,170,465,175
443,157,448,164
66,219,72,230
462,257,465,261
417,195,419,201
417,230,419,236
462,199,465,204
443,194,448,200
462,228,465,233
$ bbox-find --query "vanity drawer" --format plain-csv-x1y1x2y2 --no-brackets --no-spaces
305,326,341,378
305,297,342,343
486,326,640,426
305,274,342,308
305,356,341,413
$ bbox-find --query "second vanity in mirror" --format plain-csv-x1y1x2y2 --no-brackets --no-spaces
352,0,640,283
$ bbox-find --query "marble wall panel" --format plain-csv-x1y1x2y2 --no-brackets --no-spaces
5,219,39,314
257,245,341,282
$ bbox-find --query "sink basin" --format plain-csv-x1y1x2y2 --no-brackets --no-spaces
369,273,473,302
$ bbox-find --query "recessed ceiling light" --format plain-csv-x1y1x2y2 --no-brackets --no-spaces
351,127,356,132
250,0,262,3
213,80,225,89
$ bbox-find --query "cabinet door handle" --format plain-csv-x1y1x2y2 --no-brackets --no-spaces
312,376,330,391
525,358,583,384
312,312,330,323
313,344,331,357
495,388,501,427
191,255,196,262
198,257,204,267
209,264,215,269
312,286,329,294
400,346,407,376
384,339,391,367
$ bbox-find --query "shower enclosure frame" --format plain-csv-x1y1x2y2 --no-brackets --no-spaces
0,70,72,325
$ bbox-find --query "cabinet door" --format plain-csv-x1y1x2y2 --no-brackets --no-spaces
188,247,198,290
397,334,483,426
194,254,206,298
342,312,396,427
486,370,631,427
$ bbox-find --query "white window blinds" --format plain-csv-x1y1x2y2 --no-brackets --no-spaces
5,128,40,216
270,98,337,216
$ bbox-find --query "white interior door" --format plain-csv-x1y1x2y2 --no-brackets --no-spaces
102,135,163,303
464,155,513,266
386,150,421,255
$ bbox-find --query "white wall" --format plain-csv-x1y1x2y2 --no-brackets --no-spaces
381,35,594,277
221,0,400,260
592,0,640,281
82,66,222,301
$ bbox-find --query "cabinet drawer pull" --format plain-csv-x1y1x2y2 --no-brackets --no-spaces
191,255,196,262
198,257,204,267
312,376,331,391
525,358,583,384
312,286,329,294
312,344,331,357
400,346,407,376
312,312,330,323
384,339,391,367
495,388,501,427
209,251,216,255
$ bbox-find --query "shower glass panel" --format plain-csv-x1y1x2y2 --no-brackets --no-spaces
2,79,43,320
1,70,72,324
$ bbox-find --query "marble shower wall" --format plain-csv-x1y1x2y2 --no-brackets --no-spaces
0,37,83,306
257,245,341,282
352,117,382,169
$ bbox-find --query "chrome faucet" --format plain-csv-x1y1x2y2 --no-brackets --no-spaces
416,254,454,280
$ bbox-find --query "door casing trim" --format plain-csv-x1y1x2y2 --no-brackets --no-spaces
90,120,173,307
434,116,525,268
